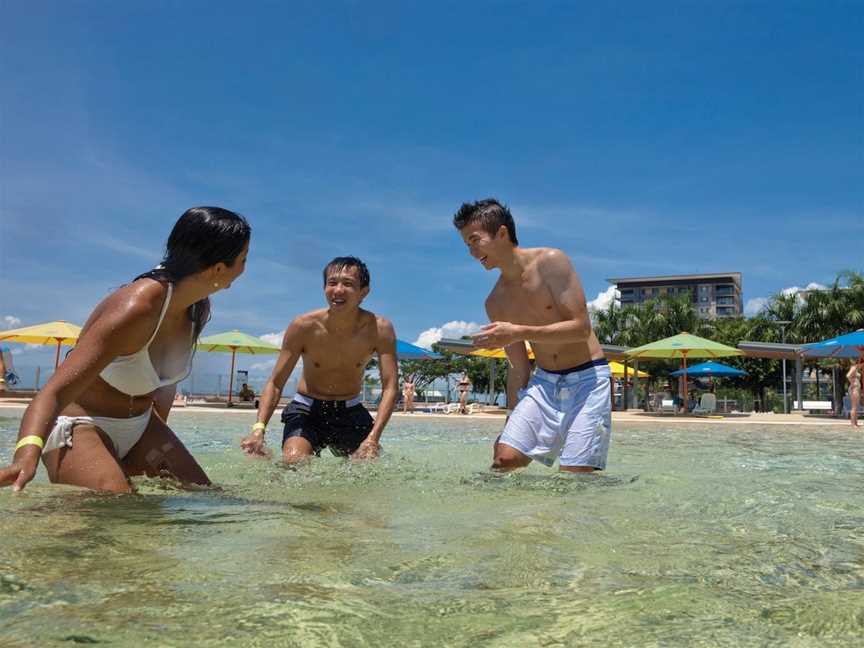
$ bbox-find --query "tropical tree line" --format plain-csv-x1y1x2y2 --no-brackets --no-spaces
592,270,864,408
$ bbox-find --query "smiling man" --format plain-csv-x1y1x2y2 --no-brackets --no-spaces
453,199,612,473
240,257,399,464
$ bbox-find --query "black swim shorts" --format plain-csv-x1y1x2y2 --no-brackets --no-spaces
281,393,374,456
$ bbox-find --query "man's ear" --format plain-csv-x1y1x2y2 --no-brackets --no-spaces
496,225,509,241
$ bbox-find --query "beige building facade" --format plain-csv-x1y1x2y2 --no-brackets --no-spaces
608,272,743,318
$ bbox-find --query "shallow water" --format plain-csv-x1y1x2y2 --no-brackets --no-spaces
1,410,863,647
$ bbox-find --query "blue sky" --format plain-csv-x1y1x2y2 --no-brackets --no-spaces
2,1,862,373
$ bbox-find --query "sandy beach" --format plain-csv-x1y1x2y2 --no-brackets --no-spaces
0,399,855,427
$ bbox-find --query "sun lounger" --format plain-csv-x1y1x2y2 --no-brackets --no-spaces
660,399,677,413
693,393,717,415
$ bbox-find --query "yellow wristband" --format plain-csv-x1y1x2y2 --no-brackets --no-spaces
0,378,6,384
15,435,44,452
251,422,266,433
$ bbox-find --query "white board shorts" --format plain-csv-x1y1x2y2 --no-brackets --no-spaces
499,361,612,469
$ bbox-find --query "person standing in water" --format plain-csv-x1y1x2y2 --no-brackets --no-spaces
847,359,862,428
453,198,611,472
240,257,399,464
402,375,416,413
457,371,472,414
0,207,251,493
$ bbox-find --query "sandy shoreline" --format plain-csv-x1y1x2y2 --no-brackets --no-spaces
0,400,856,427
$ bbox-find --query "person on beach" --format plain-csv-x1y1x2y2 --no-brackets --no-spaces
402,375,416,413
847,359,862,428
0,347,7,392
0,207,251,493
239,257,398,464
457,371,471,414
453,198,611,472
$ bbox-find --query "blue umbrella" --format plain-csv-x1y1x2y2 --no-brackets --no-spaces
801,330,864,359
396,339,442,361
670,361,746,377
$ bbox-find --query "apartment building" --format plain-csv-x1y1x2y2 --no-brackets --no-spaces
608,273,743,318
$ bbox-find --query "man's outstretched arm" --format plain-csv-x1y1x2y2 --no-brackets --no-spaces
240,320,303,456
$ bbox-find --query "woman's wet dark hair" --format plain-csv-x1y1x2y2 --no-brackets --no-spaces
136,207,251,341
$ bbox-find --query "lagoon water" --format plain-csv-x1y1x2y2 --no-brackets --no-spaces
1,409,863,647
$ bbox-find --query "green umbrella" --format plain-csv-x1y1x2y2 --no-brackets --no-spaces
196,330,281,403
625,332,742,411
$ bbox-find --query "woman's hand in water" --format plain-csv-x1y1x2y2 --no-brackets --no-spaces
351,438,381,461
0,446,41,492
240,431,272,459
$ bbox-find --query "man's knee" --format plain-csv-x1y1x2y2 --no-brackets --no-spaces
492,444,531,471
282,438,314,464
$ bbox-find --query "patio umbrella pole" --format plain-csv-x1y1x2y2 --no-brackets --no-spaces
54,339,62,369
682,351,689,413
227,348,237,404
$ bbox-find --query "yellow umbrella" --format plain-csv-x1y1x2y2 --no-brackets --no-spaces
196,330,280,404
608,361,649,378
470,342,535,360
0,320,82,369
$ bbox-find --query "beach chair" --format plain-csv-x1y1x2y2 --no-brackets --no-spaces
693,393,717,415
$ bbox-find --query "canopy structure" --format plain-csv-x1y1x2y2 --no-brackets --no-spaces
627,333,742,411
0,320,83,368
396,339,442,360
801,330,864,359
670,361,746,378
196,330,280,403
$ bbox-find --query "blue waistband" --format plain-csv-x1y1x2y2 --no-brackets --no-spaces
538,358,608,375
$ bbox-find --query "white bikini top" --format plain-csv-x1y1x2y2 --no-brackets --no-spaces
99,283,193,396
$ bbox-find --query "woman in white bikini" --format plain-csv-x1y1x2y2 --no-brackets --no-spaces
0,207,251,493
847,359,862,428
457,371,472,414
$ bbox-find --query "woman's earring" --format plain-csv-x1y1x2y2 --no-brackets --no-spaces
213,282,220,288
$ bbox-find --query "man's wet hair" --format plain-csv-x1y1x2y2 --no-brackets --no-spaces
323,256,370,288
453,198,518,245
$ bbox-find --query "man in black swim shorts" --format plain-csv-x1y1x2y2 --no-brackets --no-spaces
239,257,399,463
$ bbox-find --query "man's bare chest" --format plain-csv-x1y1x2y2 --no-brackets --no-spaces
492,278,563,325
303,330,375,370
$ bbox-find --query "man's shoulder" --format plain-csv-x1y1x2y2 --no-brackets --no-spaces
292,309,328,328
364,309,395,335
527,246,569,264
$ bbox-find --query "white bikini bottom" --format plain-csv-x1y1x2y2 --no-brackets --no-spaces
43,408,153,460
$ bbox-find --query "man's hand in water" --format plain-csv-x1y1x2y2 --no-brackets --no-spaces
240,431,272,459
472,322,523,349
351,438,381,461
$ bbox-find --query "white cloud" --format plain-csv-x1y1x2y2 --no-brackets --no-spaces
3,315,22,329
744,282,827,316
744,298,768,317
780,282,827,297
414,320,483,349
259,331,285,347
249,358,277,372
587,286,619,313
